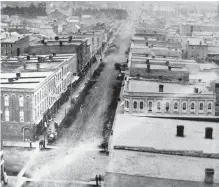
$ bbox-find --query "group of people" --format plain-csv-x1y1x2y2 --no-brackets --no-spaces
95,175,102,186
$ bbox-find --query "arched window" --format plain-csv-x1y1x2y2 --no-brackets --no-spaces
174,102,178,110
200,103,204,111
20,110,24,122
182,102,187,110
191,103,195,110
148,101,153,112
125,100,129,108
140,101,144,110
133,101,137,109
208,103,212,111
5,108,9,122
19,95,24,107
4,95,9,106
157,102,161,111
165,102,170,112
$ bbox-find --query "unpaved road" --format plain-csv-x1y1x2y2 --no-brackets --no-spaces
23,15,136,187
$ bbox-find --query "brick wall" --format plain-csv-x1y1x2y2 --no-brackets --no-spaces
1,89,34,141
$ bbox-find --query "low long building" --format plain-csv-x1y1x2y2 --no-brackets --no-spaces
123,79,216,117
1,54,78,141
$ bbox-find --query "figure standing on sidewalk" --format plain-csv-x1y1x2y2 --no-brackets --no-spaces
95,175,99,186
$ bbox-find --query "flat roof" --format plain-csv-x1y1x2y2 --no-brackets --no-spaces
131,63,188,71
125,80,212,94
187,38,207,46
112,114,219,154
106,150,219,185
0,72,53,89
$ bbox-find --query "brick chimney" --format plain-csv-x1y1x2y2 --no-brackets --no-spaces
205,168,214,184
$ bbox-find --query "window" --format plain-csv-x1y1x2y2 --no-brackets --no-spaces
20,110,24,122
157,102,161,112
133,101,137,109
5,109,9,121
140,101,144,110
182,102,187,111
174,102,178,111
4,95,9,106
165,102,170,112
191,103,195,111
208,103,212,112
199,102,204,113
125,100,129,108
148,101,153,112
19,95,24,107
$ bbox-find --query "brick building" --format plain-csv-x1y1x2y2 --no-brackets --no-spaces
123,79,216,117
28,38,89,73
185,38,208,62
1,32,29,56
1,54,78,141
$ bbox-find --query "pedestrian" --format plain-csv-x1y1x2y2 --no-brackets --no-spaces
43,140,46,149
98,175,102,184
29,140,32,148
95,175,98,186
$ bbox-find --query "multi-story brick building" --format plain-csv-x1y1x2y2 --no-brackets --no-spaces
1,54,78,141
28,38,89,73
185,38,208,62
123,79,216,117
1,32,29,56
128,57,190,82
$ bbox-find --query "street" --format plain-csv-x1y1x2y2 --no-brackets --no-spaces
22,15,136,187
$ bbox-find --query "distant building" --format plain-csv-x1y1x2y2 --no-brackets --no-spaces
129,57,189,82
185,38,208,62
28,37,89,73
1,32,29,56
47,9,67,22
1,54,78,141
123,79,216,116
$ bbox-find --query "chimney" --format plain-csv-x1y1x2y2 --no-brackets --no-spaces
8,78,14,84
200,41,202,45
146,54,148,57
16,73,21,78
69,36,72,42
146,42,148,46
152,56,155,59
168,66,171,71
205,168,214,184
27,55,30,60
146,59,150,64
176,125,184,137
147,64,150,72
53,53,56,57
55,36,59,40
59,41,63,47
205,127,213,139
49,55,53,61
36,63,40,70
166,61,169,66
38,56,42,63
159,85,164,92
194,87,199,93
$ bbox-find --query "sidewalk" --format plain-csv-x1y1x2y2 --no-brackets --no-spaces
43,30,119,137
41,59,101,140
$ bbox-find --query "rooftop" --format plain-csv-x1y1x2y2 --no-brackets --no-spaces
125,80,213,95
0,72,53,89
112,114,219,154
187,38,207,46
105,149,219,186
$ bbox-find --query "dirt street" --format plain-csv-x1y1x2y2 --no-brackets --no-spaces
22,15,136,187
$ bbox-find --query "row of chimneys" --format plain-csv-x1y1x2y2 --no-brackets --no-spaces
176,125,214,139
26,53,57,61
8,73,21,83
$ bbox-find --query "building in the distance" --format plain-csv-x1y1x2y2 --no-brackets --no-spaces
123,78,216,117
1,53,78,141
1,32,29,56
